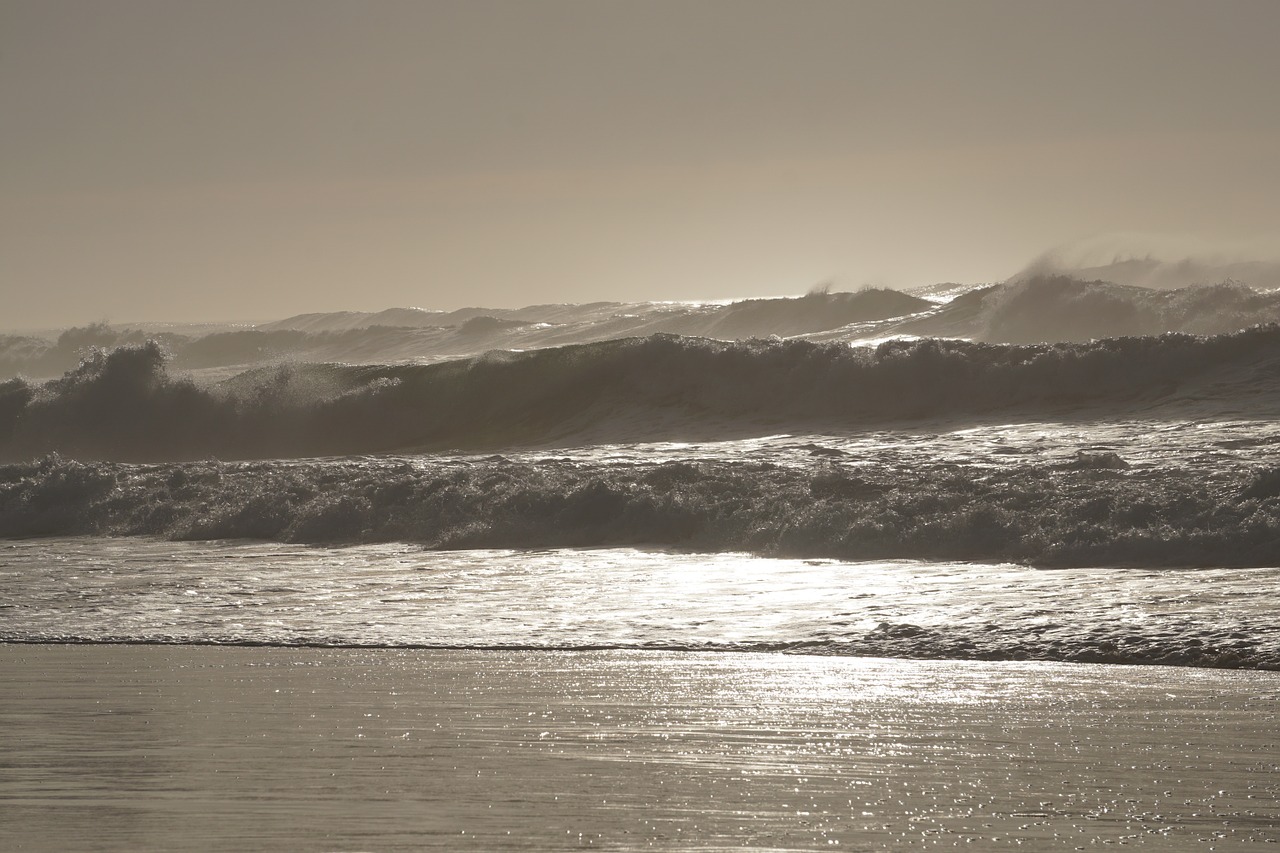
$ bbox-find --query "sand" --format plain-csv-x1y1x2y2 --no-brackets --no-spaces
2,644,1277,851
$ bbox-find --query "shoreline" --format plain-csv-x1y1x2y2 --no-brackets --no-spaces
3,637,1279,673
5,535,1278,674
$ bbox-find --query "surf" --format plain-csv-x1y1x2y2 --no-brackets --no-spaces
3,320,1280,461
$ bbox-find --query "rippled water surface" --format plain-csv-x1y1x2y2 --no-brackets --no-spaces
4,538,1278,669
3,646,1276,851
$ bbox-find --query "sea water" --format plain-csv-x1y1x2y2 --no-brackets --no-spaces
2,537,1278,668
5,311,1280,849
2,528,1278,849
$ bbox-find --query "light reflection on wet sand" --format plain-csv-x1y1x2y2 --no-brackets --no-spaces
2,645,1277,850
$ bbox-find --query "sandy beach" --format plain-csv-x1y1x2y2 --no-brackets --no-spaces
2,644,1276,851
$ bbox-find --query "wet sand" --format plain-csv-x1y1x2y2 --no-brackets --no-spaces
2,645,1277,851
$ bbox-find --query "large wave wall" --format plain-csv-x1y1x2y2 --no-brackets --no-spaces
2,325,1280,462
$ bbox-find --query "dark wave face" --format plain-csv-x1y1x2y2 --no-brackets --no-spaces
3,324,1280,462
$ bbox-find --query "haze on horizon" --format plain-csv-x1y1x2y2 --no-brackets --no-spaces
3,0,1279,328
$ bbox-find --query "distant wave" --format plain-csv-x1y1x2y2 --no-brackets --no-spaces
1011,237,1280,292
4,451,1280,569
7,280,1280,379
979,276,1280,343
2,324,1280,461
875,276,1280,344
0,289,933,378
258,287,933,337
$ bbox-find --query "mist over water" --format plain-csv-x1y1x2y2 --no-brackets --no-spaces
1012,234,1280,292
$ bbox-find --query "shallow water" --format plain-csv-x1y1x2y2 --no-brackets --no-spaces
2,645,1276,851
3,538,1277,668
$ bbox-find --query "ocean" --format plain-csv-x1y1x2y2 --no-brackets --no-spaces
2,278,1278,849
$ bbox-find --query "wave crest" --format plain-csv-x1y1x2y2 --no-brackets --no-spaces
1,326,1279,461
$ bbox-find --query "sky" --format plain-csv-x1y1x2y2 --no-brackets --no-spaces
3,0,1279,327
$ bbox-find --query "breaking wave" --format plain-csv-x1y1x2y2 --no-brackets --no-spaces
975,276,1280,343
8,277,1280,379
4,451,1280,568
3,324,1280,461
0,289,934,378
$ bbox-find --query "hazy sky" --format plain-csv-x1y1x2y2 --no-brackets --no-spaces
3,0,1279,326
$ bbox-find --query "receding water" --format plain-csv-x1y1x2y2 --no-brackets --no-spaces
3,538,1277,669
2,646,1276,851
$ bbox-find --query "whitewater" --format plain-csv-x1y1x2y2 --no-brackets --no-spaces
3,274,1279,850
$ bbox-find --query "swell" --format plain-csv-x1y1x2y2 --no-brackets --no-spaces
823,276,1280,344
7,277,1279,382
2,636,1273,672
4,453,1280,568
0,289,933,379
4,324,1280,461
